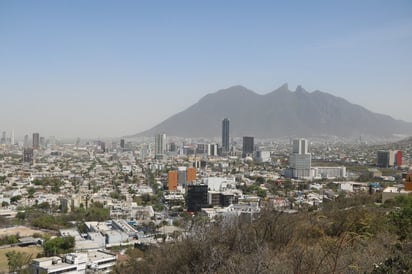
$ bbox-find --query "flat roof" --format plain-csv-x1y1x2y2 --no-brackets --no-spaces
45,262,77,271
88,250,116,262
383,187,411,194
33,256,61,263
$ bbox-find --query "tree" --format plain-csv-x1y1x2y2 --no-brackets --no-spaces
43,236,75,256
32,179,43,186
27,187,36,198
6,251,32,273
51,183,61,193
256,188,267,198
16,211,26,221
37,202,51,211
388,196,412,241
10,195,22,203
85,206,110,221
141,193,151,205
0,234,19,245
110,191,121,200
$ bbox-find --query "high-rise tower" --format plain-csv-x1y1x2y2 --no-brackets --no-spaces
292,138,309,154
11,129,14,145
155,133,167,156
1,131,6,144
33,133,40,149
222,118,230,152
242,136,254,158
289,138,311,178
24,134,29,147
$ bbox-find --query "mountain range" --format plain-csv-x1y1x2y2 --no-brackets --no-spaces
135,84,412,138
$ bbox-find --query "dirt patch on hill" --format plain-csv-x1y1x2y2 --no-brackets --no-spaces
0,226,44,237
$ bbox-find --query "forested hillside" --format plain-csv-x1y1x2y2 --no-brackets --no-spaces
113,194,412,274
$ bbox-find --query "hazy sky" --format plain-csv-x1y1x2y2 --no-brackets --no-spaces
1,1,411,139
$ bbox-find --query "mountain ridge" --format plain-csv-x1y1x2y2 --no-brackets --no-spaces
133,84,412,138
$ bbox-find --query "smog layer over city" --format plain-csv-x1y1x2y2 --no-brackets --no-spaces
0,1,412,274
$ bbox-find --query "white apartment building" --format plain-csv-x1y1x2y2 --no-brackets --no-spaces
31,251,116,274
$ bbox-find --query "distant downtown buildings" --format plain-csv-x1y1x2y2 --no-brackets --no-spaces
153,118,260,159
0,129,15,145
154,120,349,181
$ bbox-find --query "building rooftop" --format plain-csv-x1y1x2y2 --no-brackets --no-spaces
87,250,116,263
383,187,411,194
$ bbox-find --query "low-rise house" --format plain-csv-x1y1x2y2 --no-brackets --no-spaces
337,182,368,192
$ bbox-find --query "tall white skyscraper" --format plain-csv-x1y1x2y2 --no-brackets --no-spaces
289,138,311,178
155,133,167,156
292,138,309,154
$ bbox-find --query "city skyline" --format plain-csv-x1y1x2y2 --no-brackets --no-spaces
1,1,411,138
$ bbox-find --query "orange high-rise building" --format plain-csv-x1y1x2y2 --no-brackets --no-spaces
405,173,412,191
186,167,196,184
168,171,178,191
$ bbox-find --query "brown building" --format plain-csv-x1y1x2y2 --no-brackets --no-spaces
168,171,178,191
169,167,196,191
186,167,197,184
405,173,412,191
